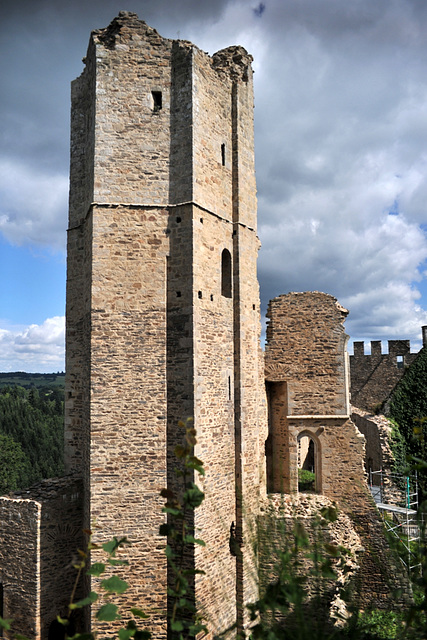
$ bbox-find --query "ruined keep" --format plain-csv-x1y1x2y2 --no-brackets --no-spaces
0,13,412,640
65,10,265,637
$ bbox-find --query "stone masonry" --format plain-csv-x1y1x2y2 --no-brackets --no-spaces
263,292,412,610
350,338,421,412
65,12,266,638
0,476,83,639
0,13,413,639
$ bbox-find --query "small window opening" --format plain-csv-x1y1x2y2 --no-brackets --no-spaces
298,436,316,493
252,304,256,310
221,143,226,166
200,218,204,223
198,291,203,299
176,216,181,223
221,249,232,298
228,376,231,400
176,291,181,297
151,91,162,112
210,294,214,301
396,355,404,369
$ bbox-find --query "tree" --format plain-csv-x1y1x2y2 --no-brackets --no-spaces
0,433,25,494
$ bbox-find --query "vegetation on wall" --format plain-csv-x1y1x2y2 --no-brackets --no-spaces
386,347,427,496
0,382,64,493
0,424,426,639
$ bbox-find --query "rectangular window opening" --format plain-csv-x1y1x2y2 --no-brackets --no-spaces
221,143,226,166
151,91,162,112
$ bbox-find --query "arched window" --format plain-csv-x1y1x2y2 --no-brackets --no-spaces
297,434,318,493
221,249,232,298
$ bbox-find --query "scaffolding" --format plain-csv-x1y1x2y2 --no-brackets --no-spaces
369,469,421,573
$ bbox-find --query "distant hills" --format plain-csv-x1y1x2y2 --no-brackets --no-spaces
0,371,65,389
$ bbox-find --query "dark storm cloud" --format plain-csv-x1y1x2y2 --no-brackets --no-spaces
2,0,427,369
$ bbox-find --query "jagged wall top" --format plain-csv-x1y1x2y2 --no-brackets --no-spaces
89,11,253,82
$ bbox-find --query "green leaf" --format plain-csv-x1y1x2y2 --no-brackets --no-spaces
102,536,128,555
0,617,12,631
174,444,187,458
118,629,135,640
69,591,98,609
183,485,204,508
130,608,150,619
101,575,129,594
170,620,184,632
162,506,181,516
183,535,205,546
87,562,106,576
108,558,129,567
96,603,121,622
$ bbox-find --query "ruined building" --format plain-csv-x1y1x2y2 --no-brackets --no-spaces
0,13,411,639
350,337,422,412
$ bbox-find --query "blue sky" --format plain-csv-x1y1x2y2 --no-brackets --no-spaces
2,0,427,372
0,238,65,327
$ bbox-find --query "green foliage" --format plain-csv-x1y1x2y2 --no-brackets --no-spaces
159,418,208,640
56,528,150,639
298,468,316,492
387,348,427,494
0,432,25,493
250,504,353,639
0,383,64,492
2,423,427,640
388,420,408,479
355,608,405,639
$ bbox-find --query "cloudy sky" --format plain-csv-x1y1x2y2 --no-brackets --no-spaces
2,0,427,372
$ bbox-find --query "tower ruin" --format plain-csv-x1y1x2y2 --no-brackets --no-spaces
65,11,267,636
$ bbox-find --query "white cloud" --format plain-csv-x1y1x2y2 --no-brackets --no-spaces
0,317,65,373
0,158,68,250
2,0,427,362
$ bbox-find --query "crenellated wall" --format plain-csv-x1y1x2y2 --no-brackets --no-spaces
350,338,419,412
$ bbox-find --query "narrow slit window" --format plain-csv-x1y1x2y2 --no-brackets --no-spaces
221,249,232,298
221,143,226,166
151,91,162,112
396,355,404,369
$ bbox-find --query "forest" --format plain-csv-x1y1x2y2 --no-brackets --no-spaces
0,373,65,494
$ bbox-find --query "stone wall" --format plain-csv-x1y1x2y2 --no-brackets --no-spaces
350,339,419,412
263,291,412,612
0,476,83,639
65,12,266,638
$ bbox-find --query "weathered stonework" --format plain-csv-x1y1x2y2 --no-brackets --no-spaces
0,14,413,639
65,11,265,638
263,292,412,611
0,477,83,639
350,339,419,412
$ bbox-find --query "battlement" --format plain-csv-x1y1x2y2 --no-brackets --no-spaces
350,328,427,411
352,339,412,358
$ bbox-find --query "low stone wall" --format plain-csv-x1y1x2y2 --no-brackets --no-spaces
259,492,412,626
0,475,84,640
351,407,405,505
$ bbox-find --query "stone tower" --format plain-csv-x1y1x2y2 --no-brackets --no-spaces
66,12,266,637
